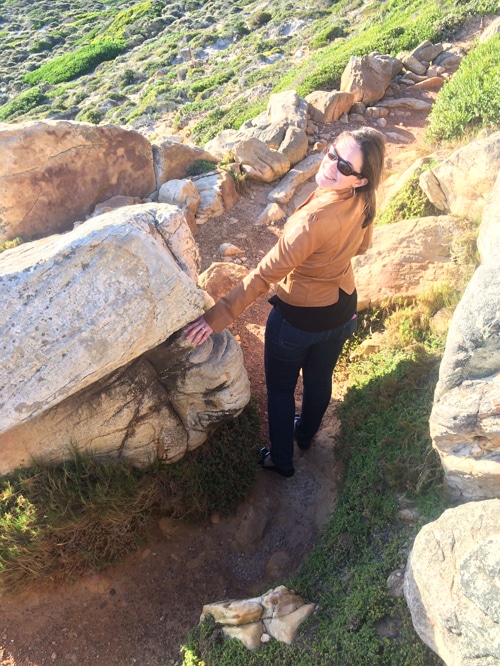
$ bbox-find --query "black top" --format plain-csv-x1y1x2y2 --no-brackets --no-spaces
269,288,357,332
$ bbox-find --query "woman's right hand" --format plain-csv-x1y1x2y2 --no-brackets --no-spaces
183,315,213,346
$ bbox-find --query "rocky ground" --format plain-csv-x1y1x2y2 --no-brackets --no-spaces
0,17,485,662
0,113,432,666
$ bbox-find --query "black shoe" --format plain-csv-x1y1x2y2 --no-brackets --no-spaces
258,447,295,478
294,414,312,451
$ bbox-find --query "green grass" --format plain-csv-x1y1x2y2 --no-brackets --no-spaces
426,33,500,143
376,164,441,226
0,403,259,594
0,237,25,253
0,87,46,121
23,40,126,85
97,0,164,42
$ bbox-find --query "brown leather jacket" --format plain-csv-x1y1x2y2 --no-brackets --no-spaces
204,186,372,333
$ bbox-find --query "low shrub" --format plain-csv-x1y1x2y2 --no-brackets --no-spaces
376,165,440,225
310,23,347,49
23,41,126,86
249,10,272,28
185,159,218,176
0,87,46,121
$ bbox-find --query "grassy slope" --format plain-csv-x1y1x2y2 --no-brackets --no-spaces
0,0,498,139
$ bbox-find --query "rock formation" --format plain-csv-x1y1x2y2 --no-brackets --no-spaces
429,170,500,502
404,500,500,666
0,121,155,243
0,203,250,473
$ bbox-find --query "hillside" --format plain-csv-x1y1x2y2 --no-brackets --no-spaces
0,0,498,142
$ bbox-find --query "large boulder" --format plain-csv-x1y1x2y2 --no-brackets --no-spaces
204,91,308,164
340,52,403,104
404,500,500,666
191,170,239,223
158,178,201,235
0,203,250,474
305,90,355,123
267,90,308,130
152,139,218,188
233,138,290,183
278,126,309,167
429,171,500,501
419,131,500,220
352,215,462,310
267,153,323,205
0,329,250,475
0,120,155,244
477,166,500,263
0,203,203,434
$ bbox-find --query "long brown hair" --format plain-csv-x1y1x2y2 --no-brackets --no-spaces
338,127,386,227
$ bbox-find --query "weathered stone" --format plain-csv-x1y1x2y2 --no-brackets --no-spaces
279,125,308,166
256,203,286,226
353,216,462,311
479,16,500,43
413,77,444,90
0,357,186,474
200,586,315,650
430,170,500,501
375,97,432,112
433,48,465,73
263,604,315,645
166,332,250,449
219,242,244,257
233,138,290,183
305,90,354,123
222,622,264,651
400,71,427,83
261,587,304,618
0,204,202,434
90,195,142,218
267,90,308,130
201,600,263,626
419,131,500,220
365,106,389,119
0,120,155,244
404,500,500,666
400,53,427,75
252,121,286,150
430,374,500,500
204,129,245,160
192,170,238,220
198,262,249,300
477,169,500,264
341,53,403,104
152,138,217,187
410,40,444,63
267,153,323,204
158,178,201,235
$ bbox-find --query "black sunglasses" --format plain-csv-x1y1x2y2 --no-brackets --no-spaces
327,146,364,179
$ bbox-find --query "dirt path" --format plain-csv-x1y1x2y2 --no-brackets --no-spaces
0,78,448,666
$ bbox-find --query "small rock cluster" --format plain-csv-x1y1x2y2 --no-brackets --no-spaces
201,585,315,651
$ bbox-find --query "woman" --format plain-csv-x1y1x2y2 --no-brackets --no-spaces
185,127,385,477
